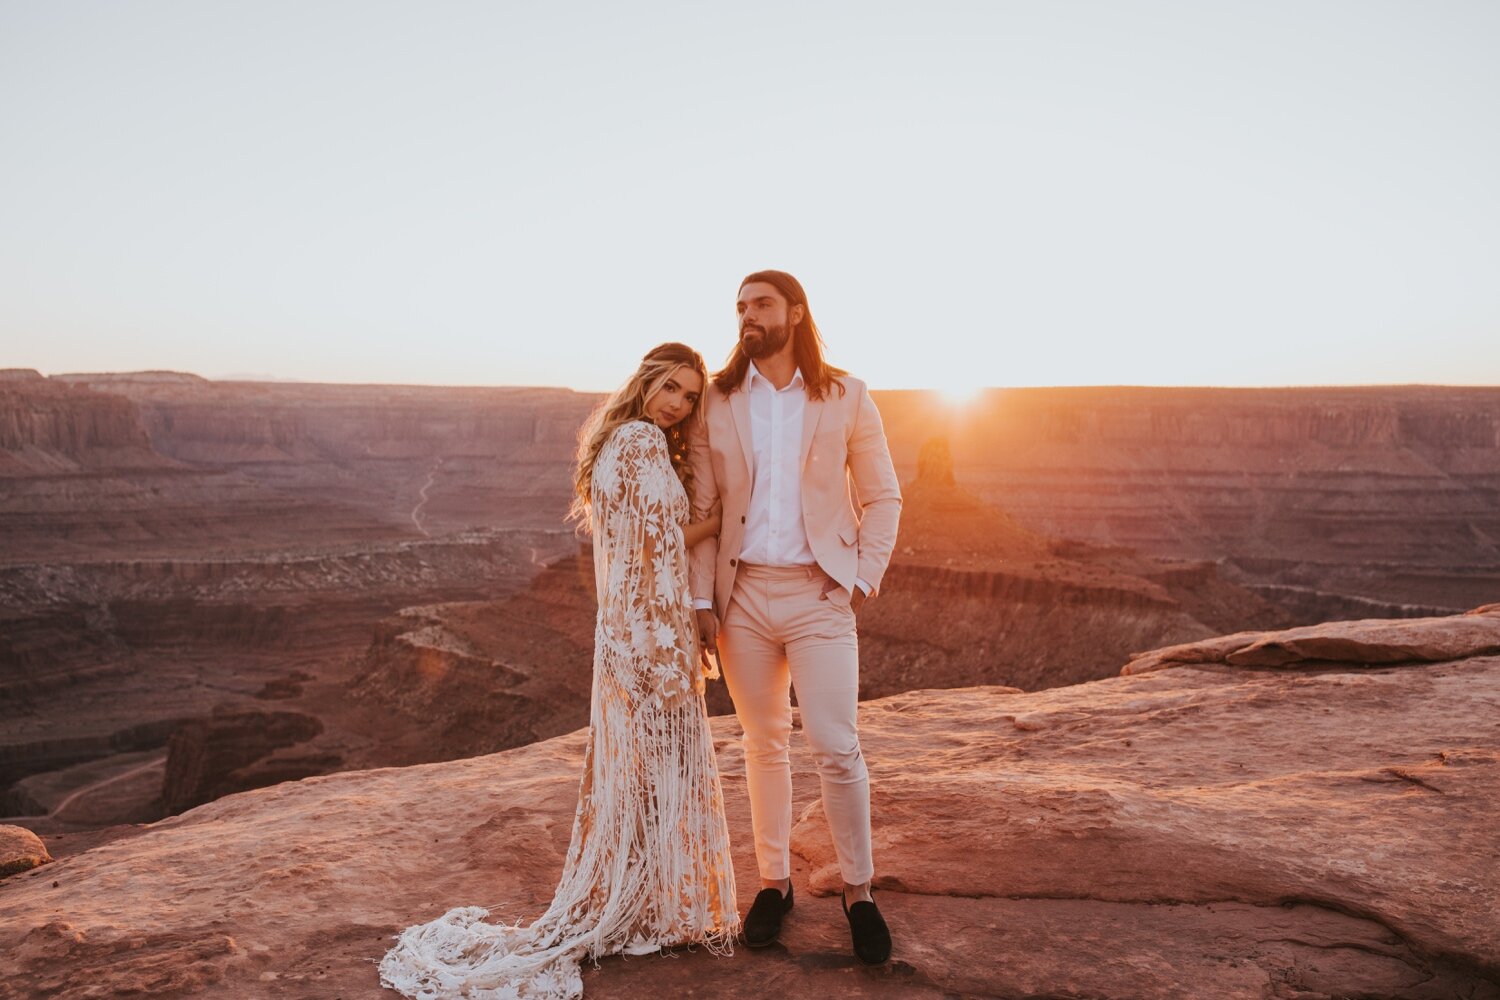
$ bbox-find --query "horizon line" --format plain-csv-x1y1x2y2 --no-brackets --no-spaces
9,367,1500,394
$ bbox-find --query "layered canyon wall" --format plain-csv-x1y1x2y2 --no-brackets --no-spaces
10,374,1498,611
877,385,1500,610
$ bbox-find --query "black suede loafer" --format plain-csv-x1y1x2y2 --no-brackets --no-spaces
743,884,794,947
841,889,892,965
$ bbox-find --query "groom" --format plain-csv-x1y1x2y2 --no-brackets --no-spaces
686,270,902,964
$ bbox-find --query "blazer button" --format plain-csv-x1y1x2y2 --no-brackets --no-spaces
729,558,737,567
740,515,746,523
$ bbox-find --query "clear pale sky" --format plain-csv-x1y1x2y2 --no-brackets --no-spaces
2,1,1497,393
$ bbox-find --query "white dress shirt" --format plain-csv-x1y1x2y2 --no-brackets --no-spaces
693,362,868,612
740,363,817,567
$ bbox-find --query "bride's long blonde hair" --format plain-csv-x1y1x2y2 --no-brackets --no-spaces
569,342,708,527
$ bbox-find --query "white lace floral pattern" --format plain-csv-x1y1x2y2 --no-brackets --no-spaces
378,420,738,1000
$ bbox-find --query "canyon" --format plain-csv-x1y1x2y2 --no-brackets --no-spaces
0,370,589,840
3,371,1498,847
876,385,1500,612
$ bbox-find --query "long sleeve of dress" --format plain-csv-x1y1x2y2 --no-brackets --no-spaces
591,420,700,707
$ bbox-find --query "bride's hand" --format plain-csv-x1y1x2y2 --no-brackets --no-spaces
703,500,722,536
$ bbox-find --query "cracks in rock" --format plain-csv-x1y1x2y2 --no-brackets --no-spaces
1258,934,1419,964
1362,766,1447,794
1254,894,1500,987
888,889,1429,953
741,943,941,993
876,888,1500,992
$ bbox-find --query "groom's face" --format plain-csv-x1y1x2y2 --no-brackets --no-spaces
736,282,802,360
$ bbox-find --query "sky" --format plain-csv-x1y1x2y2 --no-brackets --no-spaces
1,1,1497,394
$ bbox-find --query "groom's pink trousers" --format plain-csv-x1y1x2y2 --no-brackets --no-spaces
717,562,873,887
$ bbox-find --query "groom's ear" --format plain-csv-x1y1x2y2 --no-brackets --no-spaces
790,303,805,326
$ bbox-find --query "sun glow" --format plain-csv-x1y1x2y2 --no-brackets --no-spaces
937,384,987,408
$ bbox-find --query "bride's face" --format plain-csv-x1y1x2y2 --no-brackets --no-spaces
644,364,704,429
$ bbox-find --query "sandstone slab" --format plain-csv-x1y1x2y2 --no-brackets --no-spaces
2,609,1496,998
1122,603,1500,674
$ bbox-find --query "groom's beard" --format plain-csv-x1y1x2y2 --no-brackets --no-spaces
740,320,790,359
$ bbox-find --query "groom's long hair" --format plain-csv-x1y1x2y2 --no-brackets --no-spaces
713,270,848,400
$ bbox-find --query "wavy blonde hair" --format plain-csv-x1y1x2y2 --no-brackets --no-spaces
569,342,708,527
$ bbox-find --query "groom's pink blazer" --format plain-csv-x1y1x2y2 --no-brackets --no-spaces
686,373,902,616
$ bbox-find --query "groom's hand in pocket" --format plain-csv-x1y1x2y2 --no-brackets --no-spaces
850,585,870,614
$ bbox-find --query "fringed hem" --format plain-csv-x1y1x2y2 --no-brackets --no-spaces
378,905,740,1000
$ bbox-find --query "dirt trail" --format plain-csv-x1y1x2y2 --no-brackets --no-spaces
50,753,166,819
409,457,444,536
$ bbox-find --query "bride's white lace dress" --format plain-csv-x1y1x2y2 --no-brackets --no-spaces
378,419,739,999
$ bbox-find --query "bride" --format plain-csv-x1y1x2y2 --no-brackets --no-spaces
379,342,739,999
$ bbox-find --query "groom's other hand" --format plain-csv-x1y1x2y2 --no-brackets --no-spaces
850,586,869,614
696,609,719,658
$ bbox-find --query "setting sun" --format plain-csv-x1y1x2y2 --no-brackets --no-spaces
938,384,987,408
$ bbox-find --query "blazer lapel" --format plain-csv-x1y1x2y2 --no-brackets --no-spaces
799,393,825,469
728,388,755,476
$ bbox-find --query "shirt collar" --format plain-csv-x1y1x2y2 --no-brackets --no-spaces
747,361,804,392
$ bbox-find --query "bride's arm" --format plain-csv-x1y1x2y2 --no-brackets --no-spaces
680,501,721,549
605,421,701,703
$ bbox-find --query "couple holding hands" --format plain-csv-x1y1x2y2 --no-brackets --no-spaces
381,269,902,1000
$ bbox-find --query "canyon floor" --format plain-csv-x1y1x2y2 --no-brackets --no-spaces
3,607,1497,999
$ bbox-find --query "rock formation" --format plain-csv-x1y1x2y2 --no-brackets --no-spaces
1122,603,1500,674
343,555,603,763
0,824,50,877
340,464,1289,769
876,385,1500,612
855,436,1291,692
11,374,1500,608
2,607,1496,998
159,707,327,815
0,371,173,477
2,373,596,565
2,371,596,839
0,530,575,835
342,544,740,770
